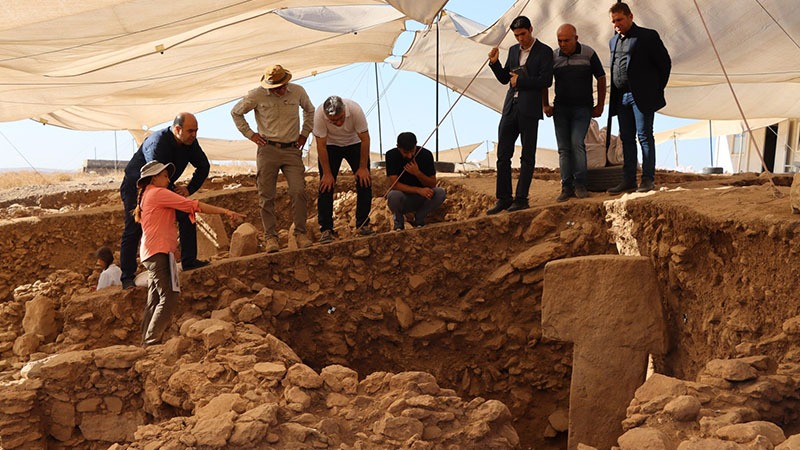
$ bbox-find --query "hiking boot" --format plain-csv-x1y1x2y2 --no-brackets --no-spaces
575,185,589,199
487,199,513,215
319,229,335,244
295,233,312,249
607,181,637,194
637,179,655,192
507,199,529,212
557,189,574,202
357,224,376,236
182,259,210,271
265,237,280,253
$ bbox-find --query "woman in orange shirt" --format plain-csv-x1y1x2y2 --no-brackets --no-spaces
134,161,244,346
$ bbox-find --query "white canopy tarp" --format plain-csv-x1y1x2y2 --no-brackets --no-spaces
368,142,481,164
2,0,799,134
479,144,559,170
197,137,258,161
653,118,784,144
397,0,800,120
0,1,406,130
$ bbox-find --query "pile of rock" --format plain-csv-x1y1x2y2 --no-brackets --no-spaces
1,318,519,449
612,356,800,449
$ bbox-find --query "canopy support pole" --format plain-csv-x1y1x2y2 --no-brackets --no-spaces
374,63,383,159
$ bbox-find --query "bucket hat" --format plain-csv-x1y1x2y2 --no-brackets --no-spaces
137,161,175,188
260,64,292,89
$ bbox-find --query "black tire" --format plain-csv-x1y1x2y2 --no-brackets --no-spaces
434,161,456,173
586,165,625,192
702,166,724,174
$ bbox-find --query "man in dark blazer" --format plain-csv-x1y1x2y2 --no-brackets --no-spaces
486,16,554,214
607,2,671,194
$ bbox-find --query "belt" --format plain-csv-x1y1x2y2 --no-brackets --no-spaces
267,140,295,149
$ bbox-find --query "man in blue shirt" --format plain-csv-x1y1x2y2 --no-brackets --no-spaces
119,112,210,288
385,132,446,230
543,24,607,201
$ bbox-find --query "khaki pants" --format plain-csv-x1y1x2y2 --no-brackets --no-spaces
141,253,178,346
256,144,307,237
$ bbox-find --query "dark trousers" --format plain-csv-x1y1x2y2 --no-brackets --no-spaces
119,179,197,283
496,102,539,202
317,142,372,232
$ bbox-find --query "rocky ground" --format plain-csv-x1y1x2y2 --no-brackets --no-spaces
1,168,799,449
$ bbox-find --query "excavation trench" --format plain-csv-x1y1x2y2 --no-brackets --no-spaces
3,175,799,449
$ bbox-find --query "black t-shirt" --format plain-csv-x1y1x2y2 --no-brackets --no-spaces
385,147,436,188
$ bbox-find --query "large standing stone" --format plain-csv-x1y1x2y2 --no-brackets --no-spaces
790,174,800,214
542,255,667,450
229,223,259,257
22,295,58,341
196,213,231,260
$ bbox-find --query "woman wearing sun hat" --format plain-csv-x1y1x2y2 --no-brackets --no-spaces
133,161,244,346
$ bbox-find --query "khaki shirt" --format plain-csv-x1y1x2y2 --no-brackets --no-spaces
230,83,314,143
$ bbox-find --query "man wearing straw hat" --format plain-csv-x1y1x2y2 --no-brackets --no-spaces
231,64,315,253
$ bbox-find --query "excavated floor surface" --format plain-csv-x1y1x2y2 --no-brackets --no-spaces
1,169,799,449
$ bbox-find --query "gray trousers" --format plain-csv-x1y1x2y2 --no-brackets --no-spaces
256,143,307,237
387,187,446,227
141,253,178,346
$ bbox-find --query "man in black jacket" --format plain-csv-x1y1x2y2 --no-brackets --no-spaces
607,2,671,194
119,112,210,288
486,15,554,214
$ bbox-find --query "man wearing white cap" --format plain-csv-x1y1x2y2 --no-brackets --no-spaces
231,64,315,252
313,95,374,243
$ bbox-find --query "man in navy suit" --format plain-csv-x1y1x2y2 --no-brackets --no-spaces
607,2,671,194
486,16,554,214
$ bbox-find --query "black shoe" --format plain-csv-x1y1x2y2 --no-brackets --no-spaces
182,259,210,271
507,199,529,212
122,279,135,290
575,185,589,199
637,179,655,192
556,189,574,202
486,200,513,215
607,181,637,194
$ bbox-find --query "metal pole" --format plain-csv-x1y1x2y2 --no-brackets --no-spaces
114,130,118,171
673,134,679,167
375,63,383,159
435,15,440,161
708,120,713,165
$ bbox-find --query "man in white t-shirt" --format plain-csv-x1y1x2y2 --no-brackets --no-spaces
312,96,374,243
95,246,122,290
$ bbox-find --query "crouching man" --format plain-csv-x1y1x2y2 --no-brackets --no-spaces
385,132,446,230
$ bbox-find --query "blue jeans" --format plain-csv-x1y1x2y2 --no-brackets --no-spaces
553,105,592,189
617,92,656,182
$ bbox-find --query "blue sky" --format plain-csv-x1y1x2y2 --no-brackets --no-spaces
0,0,713,172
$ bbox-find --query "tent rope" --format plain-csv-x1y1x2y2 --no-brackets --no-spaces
0,130,50,184
755,0,800,50
441,63,466,166
692,0,780,194
379,0,530,201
